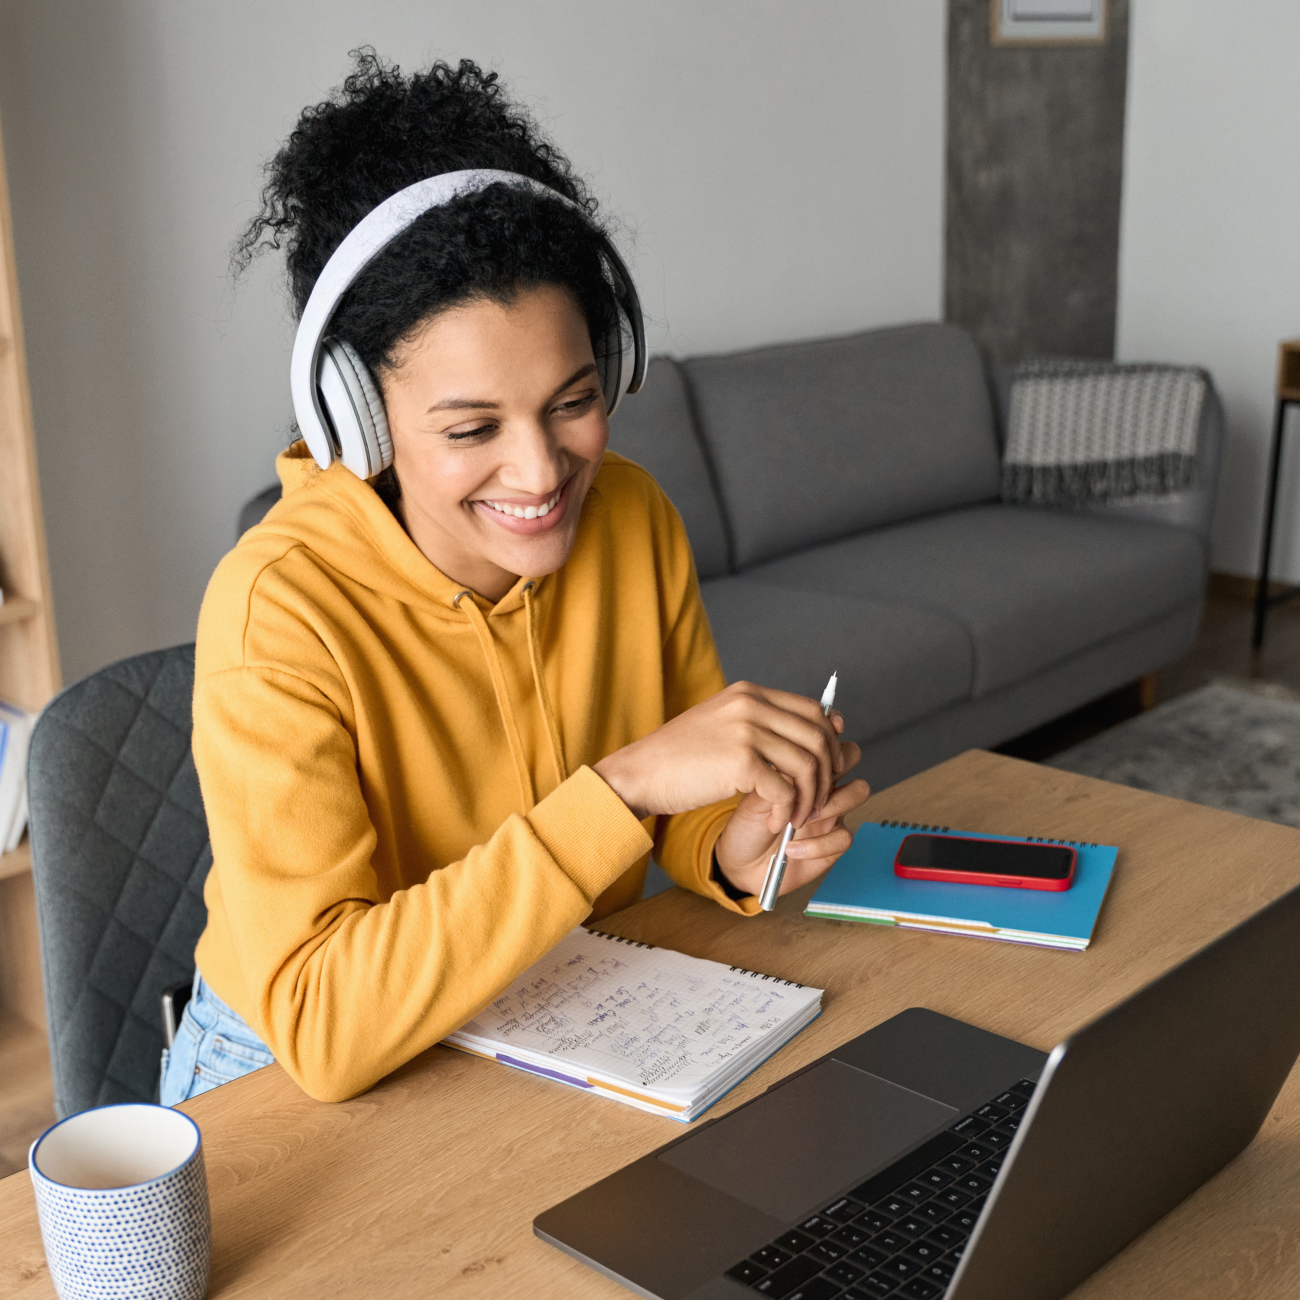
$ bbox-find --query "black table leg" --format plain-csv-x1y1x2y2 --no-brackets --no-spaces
1253,398,1292,649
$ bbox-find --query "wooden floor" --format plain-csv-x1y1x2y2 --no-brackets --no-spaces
0,575,1293,1179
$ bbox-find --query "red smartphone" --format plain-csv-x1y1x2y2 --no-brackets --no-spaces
893,833,1076,892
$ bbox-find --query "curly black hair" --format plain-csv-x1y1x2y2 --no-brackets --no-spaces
236,50,617,379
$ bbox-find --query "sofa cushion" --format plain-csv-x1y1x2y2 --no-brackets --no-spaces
749,504,1205,697
607,357,730,579
699,576,974,745
683,323,1001,569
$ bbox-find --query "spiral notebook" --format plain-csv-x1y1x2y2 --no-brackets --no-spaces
443,927,823,1122
806,821,1119,951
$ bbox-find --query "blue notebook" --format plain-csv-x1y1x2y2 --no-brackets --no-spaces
805,821,1119,951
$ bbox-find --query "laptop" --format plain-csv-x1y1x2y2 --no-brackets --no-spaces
535,880,1300,1300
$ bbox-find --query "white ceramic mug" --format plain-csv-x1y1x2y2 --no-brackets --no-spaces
29,1103,210,1300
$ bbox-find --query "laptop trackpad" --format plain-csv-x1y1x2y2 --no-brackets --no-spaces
659,1060,957,1223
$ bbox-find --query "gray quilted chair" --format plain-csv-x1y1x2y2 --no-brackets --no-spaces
29,644,211,1117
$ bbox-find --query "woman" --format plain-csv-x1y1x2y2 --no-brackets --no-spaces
161,53,869,1106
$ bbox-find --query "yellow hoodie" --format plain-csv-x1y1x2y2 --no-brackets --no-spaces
191,442,753,1101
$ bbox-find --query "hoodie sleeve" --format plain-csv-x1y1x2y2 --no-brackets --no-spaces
192,662,652,1103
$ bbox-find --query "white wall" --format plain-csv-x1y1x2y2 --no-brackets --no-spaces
0,1,946,683
1117,0,1300,581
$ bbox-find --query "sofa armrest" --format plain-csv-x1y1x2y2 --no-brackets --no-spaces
988,363,1224,560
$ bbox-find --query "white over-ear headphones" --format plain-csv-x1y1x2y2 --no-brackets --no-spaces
289,168,647,479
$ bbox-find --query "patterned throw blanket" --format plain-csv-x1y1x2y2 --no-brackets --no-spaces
1002,359,1206,506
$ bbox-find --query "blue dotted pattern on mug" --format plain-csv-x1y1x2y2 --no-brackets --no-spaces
30,1148,210,1300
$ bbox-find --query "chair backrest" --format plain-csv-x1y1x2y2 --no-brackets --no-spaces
28,644,211,1117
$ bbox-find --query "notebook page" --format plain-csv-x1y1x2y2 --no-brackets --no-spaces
451,928,821,1099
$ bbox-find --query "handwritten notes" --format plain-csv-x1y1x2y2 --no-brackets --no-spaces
449,929,822,1110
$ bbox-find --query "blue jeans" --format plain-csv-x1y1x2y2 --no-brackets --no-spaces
159,970,275,1106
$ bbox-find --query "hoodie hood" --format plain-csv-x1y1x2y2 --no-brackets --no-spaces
259,440,542,621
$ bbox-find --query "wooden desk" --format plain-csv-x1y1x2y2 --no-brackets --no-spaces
3,750,1300,1298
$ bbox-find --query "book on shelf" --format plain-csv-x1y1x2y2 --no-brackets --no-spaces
0,700,36,853
444,927,823,1121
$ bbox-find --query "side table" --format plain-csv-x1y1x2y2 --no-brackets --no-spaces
1252,338,1300,648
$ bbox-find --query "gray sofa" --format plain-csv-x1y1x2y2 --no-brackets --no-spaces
241,321,1221,792
605,322,1221,790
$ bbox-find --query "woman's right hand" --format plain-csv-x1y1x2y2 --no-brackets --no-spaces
592,680,851,831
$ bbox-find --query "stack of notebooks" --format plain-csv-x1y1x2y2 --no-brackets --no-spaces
444,927,822,1121
0,700,34,854
806,821,1119,951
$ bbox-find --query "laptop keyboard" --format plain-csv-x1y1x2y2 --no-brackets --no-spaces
725,1078,1037,1300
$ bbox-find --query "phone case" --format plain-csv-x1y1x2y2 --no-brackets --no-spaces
893,833,1077,892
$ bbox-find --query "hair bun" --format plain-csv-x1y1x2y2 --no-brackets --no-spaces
237,49,622,418
234,50,595,315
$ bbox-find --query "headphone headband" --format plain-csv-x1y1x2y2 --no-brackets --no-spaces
290,169,646,473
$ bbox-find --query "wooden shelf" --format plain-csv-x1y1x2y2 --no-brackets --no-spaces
0,838,29,883
0,108,60,1034
1279,340,1300,402
0,1005,53,1177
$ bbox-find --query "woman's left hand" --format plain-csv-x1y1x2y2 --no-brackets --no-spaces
713,748,870,900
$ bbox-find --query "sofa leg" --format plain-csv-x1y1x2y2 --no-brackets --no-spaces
1138,673,1158,711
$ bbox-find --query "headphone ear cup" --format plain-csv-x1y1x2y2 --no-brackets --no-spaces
601,314,637,417
317,338,393,478
596,240,644,416
598,320,621,416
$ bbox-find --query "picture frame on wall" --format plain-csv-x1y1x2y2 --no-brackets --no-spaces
991,0,1107,45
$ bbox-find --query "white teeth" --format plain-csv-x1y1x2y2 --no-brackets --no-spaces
482,489,560,518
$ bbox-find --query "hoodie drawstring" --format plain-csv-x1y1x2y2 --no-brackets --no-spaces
453,583,568,813
523,582,568,792
454,591,535,811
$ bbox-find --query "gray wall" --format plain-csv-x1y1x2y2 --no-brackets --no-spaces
1116,0,1300,584
945,0,1129,364
0,1,945,684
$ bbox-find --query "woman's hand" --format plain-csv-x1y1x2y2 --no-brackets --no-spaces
592,680,870,898
712,772,870,899
594,681,847,824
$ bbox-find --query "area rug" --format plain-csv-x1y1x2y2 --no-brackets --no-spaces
1049,680,1300,829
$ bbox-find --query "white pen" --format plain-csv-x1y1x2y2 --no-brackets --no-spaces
759,671,838,911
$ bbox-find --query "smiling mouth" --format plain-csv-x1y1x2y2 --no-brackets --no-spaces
477,485,563,520
471,477,573,533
